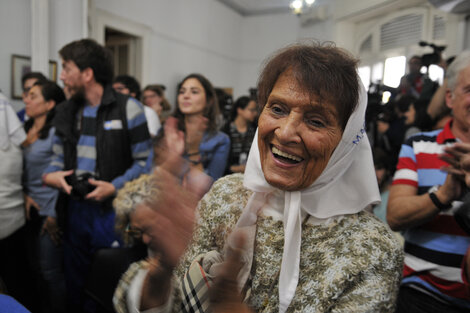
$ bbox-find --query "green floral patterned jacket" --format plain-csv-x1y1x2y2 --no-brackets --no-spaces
116,174,404,313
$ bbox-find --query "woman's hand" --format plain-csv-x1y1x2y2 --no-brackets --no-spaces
210,231,253,313
41,216,61,245
24,194,40,220
185,115,208,153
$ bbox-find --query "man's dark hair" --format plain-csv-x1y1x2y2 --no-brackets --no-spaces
21,72,47,89
114,75,141,99
59,39,114,86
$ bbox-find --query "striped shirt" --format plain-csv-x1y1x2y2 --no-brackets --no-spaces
46,97,151,191
392,120,470,308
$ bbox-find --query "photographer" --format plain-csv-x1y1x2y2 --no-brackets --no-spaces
42,39,151,313
398,55,438,104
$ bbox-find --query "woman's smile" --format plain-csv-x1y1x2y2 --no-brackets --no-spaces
258,69,342,191
271,145,304,165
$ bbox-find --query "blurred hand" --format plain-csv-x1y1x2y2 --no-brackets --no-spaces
24,194,40,220
85,179,116,202
210,231,253,313
148,118,212,268
41,216,62,245
441,142,470,187
185,115,208,153
43,170,74,194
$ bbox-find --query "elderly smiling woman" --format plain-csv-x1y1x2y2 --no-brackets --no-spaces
120,42,404,313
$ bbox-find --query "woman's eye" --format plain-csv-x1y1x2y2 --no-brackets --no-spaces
307,118,325,128
271,105,285,115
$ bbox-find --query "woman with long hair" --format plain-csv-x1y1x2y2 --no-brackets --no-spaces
173,73,230,180
23,80,66,313
223,95,258,173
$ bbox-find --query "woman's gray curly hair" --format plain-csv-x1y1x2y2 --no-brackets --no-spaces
113,174,160,245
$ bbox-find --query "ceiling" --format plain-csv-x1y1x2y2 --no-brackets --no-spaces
216,0,294,16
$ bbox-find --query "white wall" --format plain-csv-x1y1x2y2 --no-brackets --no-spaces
0,0,83,111
238,13,300,98
0,0,32,110
2,0,469,111
93,0,245,103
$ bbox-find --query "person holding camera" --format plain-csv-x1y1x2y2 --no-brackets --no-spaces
387,51,470,312
42,39,152,312
398,55,437,104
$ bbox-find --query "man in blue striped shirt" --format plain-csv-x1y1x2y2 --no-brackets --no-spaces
43,39,151,312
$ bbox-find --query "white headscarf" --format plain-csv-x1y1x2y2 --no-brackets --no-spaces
239,84,380,313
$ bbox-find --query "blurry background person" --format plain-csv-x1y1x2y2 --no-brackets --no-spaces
142,84,171,124
22,80,66,313
372,147,394,223
113,75,161,137
112,173,159,313
388,50,470,313
173,73,230,181
395,95,422,139
222,95,257,174
397,55,438,104
17,72,47,123
0,92,35,310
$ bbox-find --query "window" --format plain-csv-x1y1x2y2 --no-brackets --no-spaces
372,62,384,84
383,56,406,88
358,66,371,91
428,64,444,85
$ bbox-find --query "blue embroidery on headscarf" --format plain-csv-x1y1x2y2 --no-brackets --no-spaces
352,121,366,145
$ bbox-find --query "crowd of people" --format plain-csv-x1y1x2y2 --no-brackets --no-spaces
0,36,469,313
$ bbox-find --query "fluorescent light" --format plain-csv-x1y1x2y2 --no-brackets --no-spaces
290,0,303,10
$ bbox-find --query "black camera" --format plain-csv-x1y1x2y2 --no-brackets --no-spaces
65,172,97,200
418,41,446,67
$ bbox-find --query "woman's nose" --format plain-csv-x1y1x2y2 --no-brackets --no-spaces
276,114,301,144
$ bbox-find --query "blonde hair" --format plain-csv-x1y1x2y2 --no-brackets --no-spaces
113,174,160,244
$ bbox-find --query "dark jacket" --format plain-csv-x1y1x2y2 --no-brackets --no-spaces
53,85,140,226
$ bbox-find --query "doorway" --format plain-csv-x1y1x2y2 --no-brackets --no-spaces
105,28,139,78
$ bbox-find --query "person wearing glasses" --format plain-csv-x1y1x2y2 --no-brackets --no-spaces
17,72,47,122
222,95,258,174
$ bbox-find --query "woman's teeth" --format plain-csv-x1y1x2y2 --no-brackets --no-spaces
272,146,302,162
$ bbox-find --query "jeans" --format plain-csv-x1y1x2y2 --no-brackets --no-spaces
64,199,122,313
38,216,66,313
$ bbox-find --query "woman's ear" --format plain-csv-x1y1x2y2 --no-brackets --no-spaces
46,100,55,112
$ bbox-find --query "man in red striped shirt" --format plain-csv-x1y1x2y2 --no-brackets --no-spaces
388,51,470,313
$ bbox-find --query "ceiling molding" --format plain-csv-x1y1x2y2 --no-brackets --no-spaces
216,0,291,16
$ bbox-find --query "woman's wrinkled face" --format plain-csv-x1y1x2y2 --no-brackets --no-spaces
258,70,343,191
130,203,157,250
24,85,54,119
177,78,207,116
